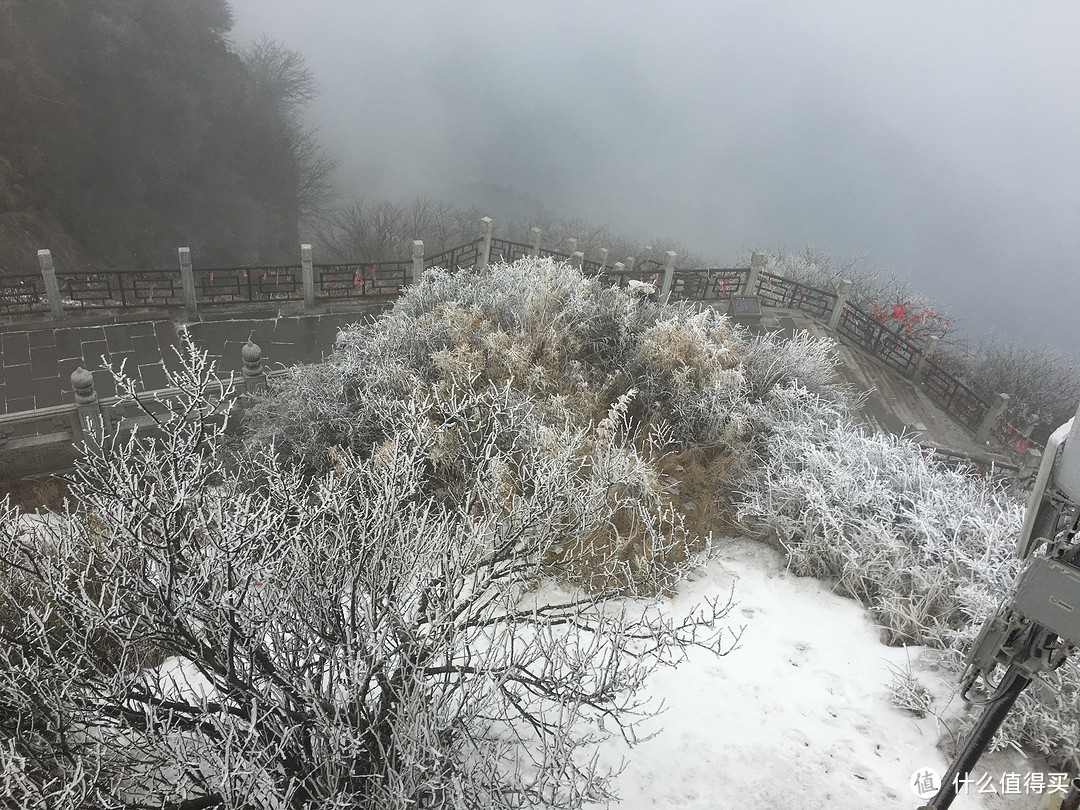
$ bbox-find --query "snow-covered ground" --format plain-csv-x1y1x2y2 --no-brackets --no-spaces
599,538,1059,810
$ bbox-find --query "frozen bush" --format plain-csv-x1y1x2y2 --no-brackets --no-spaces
735,383,1080,763
0,339,736,809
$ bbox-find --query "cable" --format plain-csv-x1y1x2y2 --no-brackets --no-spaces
919,666,1031,810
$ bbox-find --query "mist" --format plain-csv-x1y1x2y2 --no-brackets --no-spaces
226,0,1080,355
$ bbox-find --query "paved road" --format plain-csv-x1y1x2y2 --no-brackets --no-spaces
0,310,378,414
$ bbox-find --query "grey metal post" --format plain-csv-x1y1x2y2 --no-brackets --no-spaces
242,340,266,398
530,227,542,257
660,251,677,303
827,279,854,331
71,367,106,451
412,240,425,285
301,244,315,308
975,393,1010,446
570,251,584,270
912,335,940,382
599,248,609,273
744,252,764,296
566,238,578,262
478,216,493,270
37,249,64,320
178,247,198,319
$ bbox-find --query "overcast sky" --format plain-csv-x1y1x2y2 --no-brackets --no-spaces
226,0,1080,355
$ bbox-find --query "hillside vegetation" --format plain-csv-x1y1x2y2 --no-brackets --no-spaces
0,0,306,274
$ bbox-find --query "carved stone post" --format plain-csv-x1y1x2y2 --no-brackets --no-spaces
623,256,634,287
913,335,940,382
827,279,853,331
566,238,577,262
974,392,1010,446
301,243,315,308
37,249,64,320
743,252,764,296
242,340,266,398
179,247,198,319
72,367,106,451
598,248,609,273
570,251,584,270
660,251,677,303
530,227,542,258
477,216,493,270
412,240,425,285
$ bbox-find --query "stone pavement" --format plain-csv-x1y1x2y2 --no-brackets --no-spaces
0,309,381,415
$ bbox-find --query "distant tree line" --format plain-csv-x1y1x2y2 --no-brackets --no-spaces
0,0,332,273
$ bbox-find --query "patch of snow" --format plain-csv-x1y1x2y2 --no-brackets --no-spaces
599,538,1047,810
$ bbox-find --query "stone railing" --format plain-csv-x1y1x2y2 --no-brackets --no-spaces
1,216,1038,471
0,341,283,476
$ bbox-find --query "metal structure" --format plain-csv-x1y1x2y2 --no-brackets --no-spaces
919,397,1080,809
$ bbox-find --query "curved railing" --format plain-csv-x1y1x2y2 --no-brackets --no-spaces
0,230,1038,458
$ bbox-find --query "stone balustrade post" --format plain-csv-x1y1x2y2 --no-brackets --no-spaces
71,367,107,451
913,335,940,382
623,256,634,286
530,227,542,257
570,251,584,270
743,252,764,296
412,240,425,285
477,216,493,270
242,340,266,398
37,249,64,320
598,248,609,273
827,279,853,331
566,238,577,262
178,247,198,319
301,244,315,308
660,251,677,303
974,392,1010,446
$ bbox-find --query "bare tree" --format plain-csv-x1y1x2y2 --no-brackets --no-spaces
240,37,338,226
0,338,735,809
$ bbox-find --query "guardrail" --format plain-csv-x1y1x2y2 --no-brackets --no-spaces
0,343,287,478
3,221,1038,462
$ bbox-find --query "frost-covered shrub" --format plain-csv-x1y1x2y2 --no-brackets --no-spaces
740,331,843,404
246,258,846,546
0,342,736,809
735,384,1080,763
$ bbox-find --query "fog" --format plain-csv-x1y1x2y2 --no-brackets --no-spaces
227,0,1080,355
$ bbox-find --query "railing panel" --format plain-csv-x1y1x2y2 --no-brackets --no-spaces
489,238,531,264
919,362,990,432
0,274,49,316
836,303,922,375
786,284,836,320
425,241,481,271
666,268,746,301
588,266,663,289
127,270,185,306
755,272,838,319
316,265,373,298
57,271,125,308
252,266,300,300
